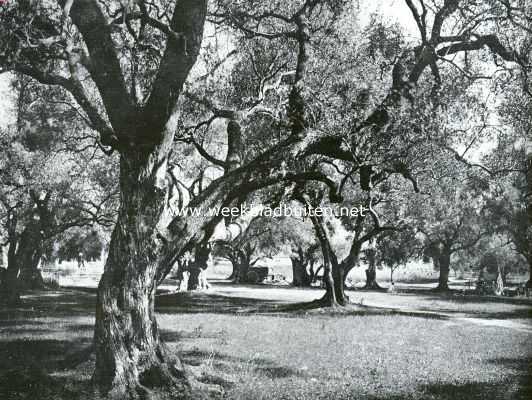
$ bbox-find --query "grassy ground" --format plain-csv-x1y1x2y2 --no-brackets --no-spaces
0,284,531,399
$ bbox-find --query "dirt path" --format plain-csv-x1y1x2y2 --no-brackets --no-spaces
357,301,532,333
202,283,532,333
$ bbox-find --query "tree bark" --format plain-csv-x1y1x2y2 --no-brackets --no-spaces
17,224,45,291
231,250,251,283
1,255,20,306
331,259,348,305
187,243,210,290
526,254,532,289
0,215,45,305
236,260,251,283
363,264,384,290
0,267,5,288
92,149,196,399
526,151,532,288
320,256,337,306
1,214,20,305
291,248,312,287
308,212,340,306
187,266,201,291
337,241,362,294
435,251,451,291
17,253,45,290
227,259,238,281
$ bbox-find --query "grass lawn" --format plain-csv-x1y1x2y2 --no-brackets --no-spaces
0,285,530,399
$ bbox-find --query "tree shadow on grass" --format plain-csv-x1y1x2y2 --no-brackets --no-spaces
0,289,96,320
0,292,96,400
0,338,93,371
370,356,532,400
156,291,285,314
178,349,532,400
0,337,94,400
416,380,530,400
179,348,313,380
156,291,450,321
485,356,532,398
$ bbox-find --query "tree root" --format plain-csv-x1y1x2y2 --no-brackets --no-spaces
86,357,224,400
360,282,386,291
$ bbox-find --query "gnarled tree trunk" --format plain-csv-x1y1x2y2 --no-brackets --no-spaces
435,250,451,291
331,259,348,305
363,265,382,290
93,149,195,399
227,259,238,281
291,258,311,287
17,227,45,291
187,243,210,290
291,247,312,287
231,250,251,283
320,256,337,306
309,212,341,306
1,212,45,305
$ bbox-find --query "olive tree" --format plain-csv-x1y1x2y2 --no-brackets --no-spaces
1,0,527,396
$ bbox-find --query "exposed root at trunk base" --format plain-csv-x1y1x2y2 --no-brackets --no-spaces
431,285,452,293
321,294,351,308
276,297,343,312
91,340,225,400
187,364,230,397
285,293,350,311
360,283,386,291
90,361,224,400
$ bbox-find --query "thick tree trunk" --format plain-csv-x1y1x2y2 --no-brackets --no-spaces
320,257,337,306
237,261,251,283
331,259,348,305
232,252,250,283
0,220,45,305
187,266,201,290
17,259,45,290
1,234,19,305
336,241,361,295
227,259,238,281
308,212,341,307
363,264,384,290
92,149,196,399
435,251,451,291
362,246,384,290
187,243,210,290
1,259,20,306
17,233,45,291
291,256,312,287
